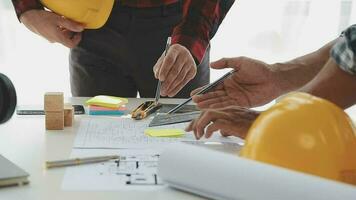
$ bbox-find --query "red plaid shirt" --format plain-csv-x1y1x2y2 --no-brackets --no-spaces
12,0,234,63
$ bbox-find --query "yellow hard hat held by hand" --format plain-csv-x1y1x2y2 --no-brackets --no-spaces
40,0,115,29
240,92,356,185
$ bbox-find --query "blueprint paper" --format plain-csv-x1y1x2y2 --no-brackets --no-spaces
62,148,166,191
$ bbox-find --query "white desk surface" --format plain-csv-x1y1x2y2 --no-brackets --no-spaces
2,98,356,200
0,97,206,200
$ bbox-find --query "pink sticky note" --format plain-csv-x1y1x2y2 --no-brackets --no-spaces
89,105,127,111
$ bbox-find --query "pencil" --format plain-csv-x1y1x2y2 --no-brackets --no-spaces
155,37,172,104
46,155,119,169
167,69,236,114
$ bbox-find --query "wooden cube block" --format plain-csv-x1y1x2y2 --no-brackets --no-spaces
45,111,64,130
44,92,64,111
64,104,74,127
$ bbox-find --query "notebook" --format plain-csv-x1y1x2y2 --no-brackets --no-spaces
0,155,29,187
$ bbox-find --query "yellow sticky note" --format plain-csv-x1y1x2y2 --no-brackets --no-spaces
86,95,128,108
144,129,185,137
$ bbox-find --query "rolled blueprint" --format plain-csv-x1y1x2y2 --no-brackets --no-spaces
158,143,356,200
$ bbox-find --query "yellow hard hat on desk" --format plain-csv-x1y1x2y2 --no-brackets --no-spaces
240,92,356,185
40,0,115,29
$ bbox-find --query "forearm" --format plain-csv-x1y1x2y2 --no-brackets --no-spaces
299,58,356,109
301,24,356,109
271,39,338,94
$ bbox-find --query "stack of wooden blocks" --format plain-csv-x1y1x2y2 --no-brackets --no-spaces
44,92,74,130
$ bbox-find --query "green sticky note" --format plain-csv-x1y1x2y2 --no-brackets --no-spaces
144,129,185,137
86,95,128,108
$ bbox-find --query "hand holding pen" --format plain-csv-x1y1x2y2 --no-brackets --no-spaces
167,69,236,114
191,57,282,109
154,37,171,104
153,39,197,97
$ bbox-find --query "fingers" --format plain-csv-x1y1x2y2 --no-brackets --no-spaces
185,119,198,139
185,111,212,140
57,16,84,32
186,106,260,140
208,100,238,109
188,107,259,139
210,58,230,69
196,97,234,109
164,71,188,97
190,86,204,96
192,90,226,104
56,17,84,48
195,96,227,108
205,119,232,138
157,46,180,81
165,63,196,97
20,10,83,48
205,116,251,139
71,32,82,46
56,29,82,48
194,110,227,139
161,55,186,96
190,83,223,97
220,130,232,137
192,89,236,109
210,57,244,70
158,44,196,97
153,55,164,79
189,116,233,139
185,119,194,132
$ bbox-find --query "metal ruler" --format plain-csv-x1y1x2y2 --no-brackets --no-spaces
148,111,201,127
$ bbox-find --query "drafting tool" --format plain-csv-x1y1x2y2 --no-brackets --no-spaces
46,155,119,169
132,37,171,120
167,69,236,114
158,104,198,114
155,37,171,104
149,111,201,127
155,81,161,104
131,101,162,120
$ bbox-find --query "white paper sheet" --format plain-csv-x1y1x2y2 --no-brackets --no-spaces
62,141,243,191
158,143,356,200
61,148,166,191
73,117,240,149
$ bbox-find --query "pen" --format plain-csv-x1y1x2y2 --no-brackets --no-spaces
167,69,236,114
155,37,172,104
46,155,119,169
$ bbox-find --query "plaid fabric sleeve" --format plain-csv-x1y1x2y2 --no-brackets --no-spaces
331,24,356,75
171,0,235,64
12,0,43,19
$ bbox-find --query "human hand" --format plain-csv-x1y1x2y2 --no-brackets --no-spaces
20,10,84,48
185,106,260,139
153,44,197,97
191,57,283,109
